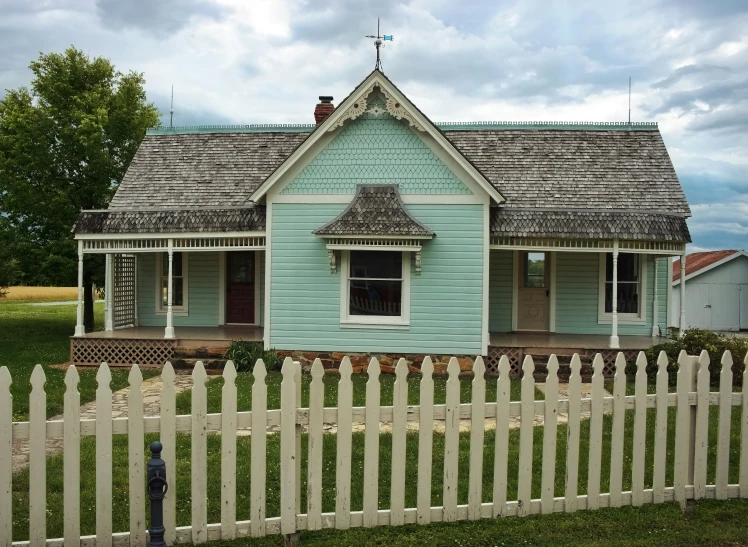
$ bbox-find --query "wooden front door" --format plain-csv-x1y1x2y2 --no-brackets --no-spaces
226,251,255,324
517,251,550,331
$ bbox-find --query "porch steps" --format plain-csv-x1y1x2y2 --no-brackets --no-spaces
172,346,227,372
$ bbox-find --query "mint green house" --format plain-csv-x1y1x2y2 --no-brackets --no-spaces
71,70,691,372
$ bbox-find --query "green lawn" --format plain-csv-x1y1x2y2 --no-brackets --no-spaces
175,370,543,414
0,299,157,420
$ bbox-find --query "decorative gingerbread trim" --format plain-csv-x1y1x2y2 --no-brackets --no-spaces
329,84,426,132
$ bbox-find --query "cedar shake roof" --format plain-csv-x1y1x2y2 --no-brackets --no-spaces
313,185,434,237
672,250,740,281
444,129,690,216
491,208,691,242
73,207,265,234
108,132,309,209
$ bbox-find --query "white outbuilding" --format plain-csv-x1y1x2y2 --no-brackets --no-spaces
671,250,748,331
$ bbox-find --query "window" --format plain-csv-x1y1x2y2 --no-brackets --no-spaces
599,252,645,322
342,250,410,326
158,252,187,311
523,252,546,288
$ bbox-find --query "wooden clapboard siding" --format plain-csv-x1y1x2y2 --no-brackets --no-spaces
555,252,668,335
269,203,484,354
137,252,220,327
488,250,513,333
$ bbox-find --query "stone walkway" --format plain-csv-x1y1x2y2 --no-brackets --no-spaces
12,372,194,473
13,378,611,472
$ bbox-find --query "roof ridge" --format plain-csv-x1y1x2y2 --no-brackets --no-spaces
146,120,660,135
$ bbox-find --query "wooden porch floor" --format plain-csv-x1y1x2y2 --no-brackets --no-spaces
489,332,661,350
83,325,264,346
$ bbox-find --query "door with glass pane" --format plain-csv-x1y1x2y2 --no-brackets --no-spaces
226,251,255,324
517,251,549,331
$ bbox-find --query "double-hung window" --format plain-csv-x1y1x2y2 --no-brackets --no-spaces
599,252,644,323
158,252,188,312
342,250,410,326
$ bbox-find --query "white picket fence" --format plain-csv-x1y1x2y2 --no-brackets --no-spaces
2,350,748,547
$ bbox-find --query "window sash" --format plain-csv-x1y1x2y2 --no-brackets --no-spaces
603,253,641,315
343,250,408,323
159,253,186,309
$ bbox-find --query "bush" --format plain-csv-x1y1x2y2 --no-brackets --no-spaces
628,328,748,385
224,340,282,373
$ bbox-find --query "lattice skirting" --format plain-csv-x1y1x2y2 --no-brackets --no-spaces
488,347,640,379
486,346,523,376
71,338,176,366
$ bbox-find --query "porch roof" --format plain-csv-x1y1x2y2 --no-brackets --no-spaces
73,207,265,234
490,208,691,242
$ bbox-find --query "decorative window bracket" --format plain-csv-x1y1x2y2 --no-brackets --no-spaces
328,249,337,274
414,251,422,275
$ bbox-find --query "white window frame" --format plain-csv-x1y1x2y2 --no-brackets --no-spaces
156,252,189,315
340,250,411,328
598,252,646,325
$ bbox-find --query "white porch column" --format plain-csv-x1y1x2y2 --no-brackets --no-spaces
679,255,687,336
652,257,659,337
104,253,113,331
164,240,175,339
609,240,620,349
74,240,85,336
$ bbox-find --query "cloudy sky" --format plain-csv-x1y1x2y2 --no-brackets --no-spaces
1,0,746,252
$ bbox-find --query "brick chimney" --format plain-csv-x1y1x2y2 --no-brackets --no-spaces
314,96,334,125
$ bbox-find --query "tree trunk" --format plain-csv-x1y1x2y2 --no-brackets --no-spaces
84,278,95,332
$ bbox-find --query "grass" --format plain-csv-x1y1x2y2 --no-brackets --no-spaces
3,286,79,301
0,300,157,420
10,377,745,544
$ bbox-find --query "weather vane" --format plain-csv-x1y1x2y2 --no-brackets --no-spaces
365,18,393,71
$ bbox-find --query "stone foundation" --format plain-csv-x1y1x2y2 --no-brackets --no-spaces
276,350,479,375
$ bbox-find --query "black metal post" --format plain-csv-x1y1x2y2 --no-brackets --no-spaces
147,441,168,547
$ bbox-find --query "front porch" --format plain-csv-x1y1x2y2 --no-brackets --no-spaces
71,325,264,367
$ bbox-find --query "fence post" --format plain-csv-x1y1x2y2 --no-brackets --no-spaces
685,354,699,515
147,441,168,547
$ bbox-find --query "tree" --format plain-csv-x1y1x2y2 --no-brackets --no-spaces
0,47,160,327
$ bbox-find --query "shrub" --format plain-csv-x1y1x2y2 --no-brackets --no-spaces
628,328,748,385
224,340,282,373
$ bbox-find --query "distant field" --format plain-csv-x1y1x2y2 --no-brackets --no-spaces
3,286,78,301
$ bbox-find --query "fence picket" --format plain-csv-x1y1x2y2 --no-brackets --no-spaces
517,355,535,517
390,359,409,525
191,362,208,543
307,359,325,531
653,352,669,504
335,357,354,529
363,357,382,528
609,353,626,509
416,357,434,525
96,363,113,547
674,350,692,507
493,356,511,518
29,365,46,547
0,367,12,547
693,351,710,500
631,352,647,507
250,360,268,537
160,363,177,545
741,352,748,499
564,354,581,513
540,355,559,514
468,356,486,520
63,366,80,547
715,352,733,500
587,354,604,510
443,357,460,522
127,365,145,547
280,358,298,536
221,361,238,539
